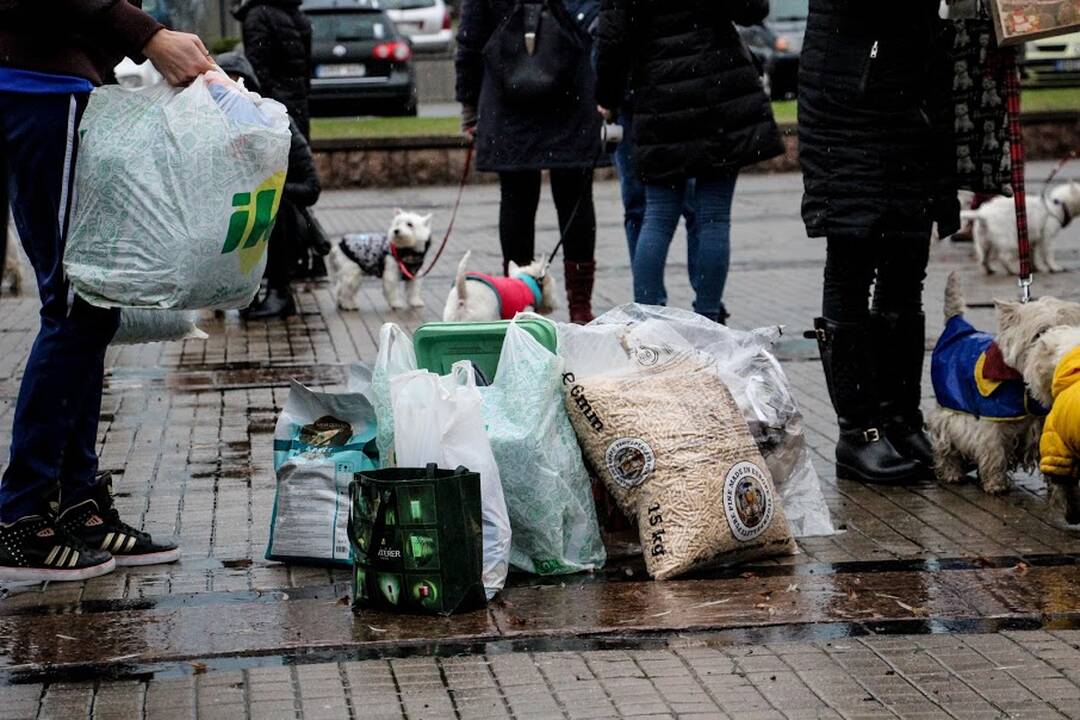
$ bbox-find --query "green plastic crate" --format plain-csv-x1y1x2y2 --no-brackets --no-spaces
413,319,558,382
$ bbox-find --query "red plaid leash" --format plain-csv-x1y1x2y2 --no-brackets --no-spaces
392,144,474,281
1004,49,1032,302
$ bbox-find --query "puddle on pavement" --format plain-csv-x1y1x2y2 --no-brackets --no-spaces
4,561,1080,687
104,362,347,393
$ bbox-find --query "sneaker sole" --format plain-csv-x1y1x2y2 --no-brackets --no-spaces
0,556,116,582
113,547,181,567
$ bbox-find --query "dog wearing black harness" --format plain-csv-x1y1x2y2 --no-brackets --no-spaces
328,209,433,311
964,181,1080,275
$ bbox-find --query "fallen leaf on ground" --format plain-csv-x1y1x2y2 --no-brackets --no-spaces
189,662,208,674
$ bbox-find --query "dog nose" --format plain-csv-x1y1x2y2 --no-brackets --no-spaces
393,228,401,236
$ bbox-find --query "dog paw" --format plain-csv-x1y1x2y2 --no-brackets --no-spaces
409,299,426,309
980,477,1012,496
390,301,408,311
337,301,359,311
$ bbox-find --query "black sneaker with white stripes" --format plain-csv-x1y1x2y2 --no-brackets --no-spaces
58,476,180,567
0,515,115,582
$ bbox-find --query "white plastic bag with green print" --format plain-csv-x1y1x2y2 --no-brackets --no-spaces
65,70,291,310
369,323,418,467
267,371,379,567
479,318,606,575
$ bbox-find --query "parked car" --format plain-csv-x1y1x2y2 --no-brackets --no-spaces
736,0,807,100
381,0,453,54
1022,32,1080,87
303,0,419,117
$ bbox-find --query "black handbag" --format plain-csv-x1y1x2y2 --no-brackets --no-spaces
483,0,587,108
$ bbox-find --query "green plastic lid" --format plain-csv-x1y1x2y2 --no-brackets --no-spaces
413,319,558,382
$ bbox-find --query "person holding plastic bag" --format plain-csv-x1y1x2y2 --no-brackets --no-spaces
0,1,214,582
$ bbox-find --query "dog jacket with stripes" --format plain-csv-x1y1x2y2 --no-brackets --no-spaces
465,272,542,320
931,315,1047,420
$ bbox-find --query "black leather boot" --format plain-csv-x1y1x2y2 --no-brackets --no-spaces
245,287,296,320
813,317,922,485
872,312,935,472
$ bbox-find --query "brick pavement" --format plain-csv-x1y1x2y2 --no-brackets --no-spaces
3,165,1080,717
10,631,1080,719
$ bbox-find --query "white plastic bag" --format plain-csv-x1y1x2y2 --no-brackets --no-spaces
559,304,836,538
372,323,418,467
480,319,606,574
390,362,512,599
112,309,207,345
65,71,291,310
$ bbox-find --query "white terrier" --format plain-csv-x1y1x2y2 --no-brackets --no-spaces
443,251,558,322
328,210,432,311
928,272,1080,495
964,181,1080,275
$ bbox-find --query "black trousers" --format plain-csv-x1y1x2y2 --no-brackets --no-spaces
822,234,932,322
266,201,297,292
498,169,596,273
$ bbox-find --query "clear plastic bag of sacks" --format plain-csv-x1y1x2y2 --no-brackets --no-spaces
64,70,291,310
559,304,836,538
112,309,208,345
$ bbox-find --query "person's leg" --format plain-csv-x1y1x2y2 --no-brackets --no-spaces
870,230,934,469
683,178,699,295
498,171,541,275
245,202,297,319
551,167,597,323
814,236,920,484
613,112,645,261
0,91,117,580
689,174,736,322
633,181,685,306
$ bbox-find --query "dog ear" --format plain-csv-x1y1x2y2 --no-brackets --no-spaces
538,255,550,277
995,299,1021,328
508,260,521,276
421,214,433,228
393,208,404,217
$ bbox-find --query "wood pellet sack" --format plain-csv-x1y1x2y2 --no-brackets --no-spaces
564,352,796,579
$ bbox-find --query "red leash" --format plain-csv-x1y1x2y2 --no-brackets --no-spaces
1004,49,1032,303
391,144,474,281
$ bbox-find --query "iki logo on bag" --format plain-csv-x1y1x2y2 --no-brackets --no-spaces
221,172,286,273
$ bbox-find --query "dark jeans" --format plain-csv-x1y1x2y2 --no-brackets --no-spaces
0,91,120,523
265,200,295,292
633,174,737,321
613,111,699,303
822,234,932,322
498,169,596,273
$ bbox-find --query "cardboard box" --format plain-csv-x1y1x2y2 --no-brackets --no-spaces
989,0,1080,46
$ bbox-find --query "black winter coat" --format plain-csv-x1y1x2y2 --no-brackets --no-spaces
798,0,958,241
234,0,312,138
595,0,783,184
455,0,603,172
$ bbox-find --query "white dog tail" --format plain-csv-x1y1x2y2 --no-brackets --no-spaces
944,271,966,320
454,251,471,307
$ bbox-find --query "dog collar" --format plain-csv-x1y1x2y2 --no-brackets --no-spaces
1051,198,1073,228
513,273,543,307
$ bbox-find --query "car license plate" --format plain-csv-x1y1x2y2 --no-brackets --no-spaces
1055,59,1080,72
316,63,367,78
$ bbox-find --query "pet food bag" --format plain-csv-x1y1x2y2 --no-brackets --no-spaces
267,377,379,567
565,351,796,580
112,309,208,345
65,71,291,310
479,319,606,575
559,304,835,538
390,363,512,598
350,465,486,615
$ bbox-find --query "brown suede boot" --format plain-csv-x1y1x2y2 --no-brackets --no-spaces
564,260,596,325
